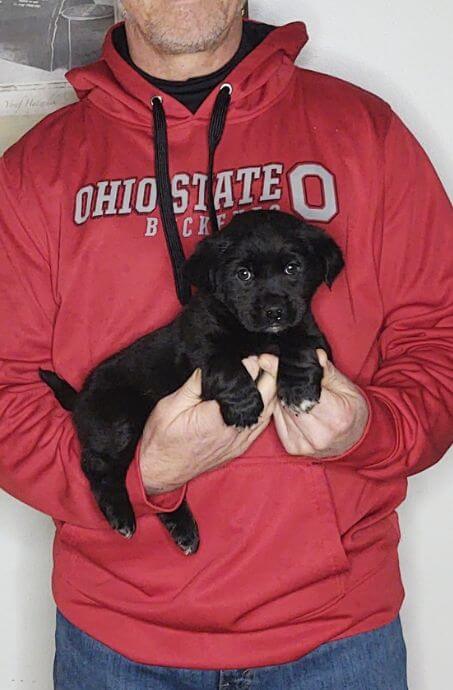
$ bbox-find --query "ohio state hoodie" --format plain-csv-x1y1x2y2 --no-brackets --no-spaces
0,20,452,669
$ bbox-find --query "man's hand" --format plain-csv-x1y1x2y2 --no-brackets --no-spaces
139,357,277,494
260,350,369,458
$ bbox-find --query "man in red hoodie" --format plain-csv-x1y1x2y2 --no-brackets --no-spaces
0,1,452,688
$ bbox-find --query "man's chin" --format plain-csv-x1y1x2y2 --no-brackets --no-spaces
145,8,229,54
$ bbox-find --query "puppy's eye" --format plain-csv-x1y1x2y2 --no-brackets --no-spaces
284,262,301,275
237,267,253,282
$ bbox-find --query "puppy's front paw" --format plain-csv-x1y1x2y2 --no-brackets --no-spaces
281,396,319,415
278,369,322,416
220,387,264,428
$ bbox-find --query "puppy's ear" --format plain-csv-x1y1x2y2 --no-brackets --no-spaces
184,236,229,292
301,224,344,288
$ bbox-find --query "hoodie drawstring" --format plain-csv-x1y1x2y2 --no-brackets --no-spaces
151,83,232,305
151,95,191,306
207,84,233,235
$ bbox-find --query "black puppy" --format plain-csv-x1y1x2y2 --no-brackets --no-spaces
40,210,343,555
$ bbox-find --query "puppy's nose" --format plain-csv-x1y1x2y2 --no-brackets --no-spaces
265,307,283,322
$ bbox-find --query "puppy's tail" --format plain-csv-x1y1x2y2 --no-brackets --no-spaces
39,369,78,411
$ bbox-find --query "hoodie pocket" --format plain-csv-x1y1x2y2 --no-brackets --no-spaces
53,456,350,635
168,455,352,632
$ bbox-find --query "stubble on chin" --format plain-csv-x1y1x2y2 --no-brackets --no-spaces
131,5,234,55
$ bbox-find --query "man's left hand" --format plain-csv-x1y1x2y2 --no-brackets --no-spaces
259,350,369,458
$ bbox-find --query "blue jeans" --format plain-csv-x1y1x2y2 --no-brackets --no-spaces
54,611,408,690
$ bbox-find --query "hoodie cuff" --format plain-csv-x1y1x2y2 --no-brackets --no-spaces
126,439,187,515
319,386,399,469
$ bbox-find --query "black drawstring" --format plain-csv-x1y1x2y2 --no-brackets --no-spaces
151,84,232,305
152,95,191,305
207,83,233,235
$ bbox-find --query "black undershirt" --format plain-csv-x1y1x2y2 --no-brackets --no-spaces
113,22,274,113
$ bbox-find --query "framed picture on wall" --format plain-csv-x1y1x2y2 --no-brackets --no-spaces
0,0,120,117
0,1,249,117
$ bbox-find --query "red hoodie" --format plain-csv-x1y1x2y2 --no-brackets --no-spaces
0,21,452,669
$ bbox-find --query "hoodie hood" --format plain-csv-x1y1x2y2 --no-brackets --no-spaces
66,20,309,129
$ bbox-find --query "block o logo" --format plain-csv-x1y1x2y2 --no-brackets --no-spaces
288,163,339,222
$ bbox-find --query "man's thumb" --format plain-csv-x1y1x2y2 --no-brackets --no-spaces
179,368,203,402
165,368,203,416
316,349,340,388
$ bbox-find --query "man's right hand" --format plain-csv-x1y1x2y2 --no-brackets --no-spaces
139,358,277,494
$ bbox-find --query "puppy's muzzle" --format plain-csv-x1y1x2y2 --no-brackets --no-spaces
262,298,288,332
265,306,283,323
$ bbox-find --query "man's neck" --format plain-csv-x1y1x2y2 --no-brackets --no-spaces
124,17,243,82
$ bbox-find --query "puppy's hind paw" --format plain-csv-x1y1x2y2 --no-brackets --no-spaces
111,514,136,539
157,505,200,556
100,500,136,539
175,529,200,556
117,524,135,540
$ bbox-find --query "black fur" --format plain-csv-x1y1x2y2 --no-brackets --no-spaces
39,210,343,554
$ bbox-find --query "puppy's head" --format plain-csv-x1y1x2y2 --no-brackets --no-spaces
185,210,344,334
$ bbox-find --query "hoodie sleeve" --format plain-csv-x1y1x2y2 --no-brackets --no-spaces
332,112,453,480
0,156,185,528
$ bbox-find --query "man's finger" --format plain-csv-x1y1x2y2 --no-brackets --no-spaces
258,353,279,378
244,413,272,445
316,349,328,368
242,355,261,381
256,368,278,409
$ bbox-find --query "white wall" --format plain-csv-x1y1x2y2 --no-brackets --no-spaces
0,1,451,688
253,0,453,194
